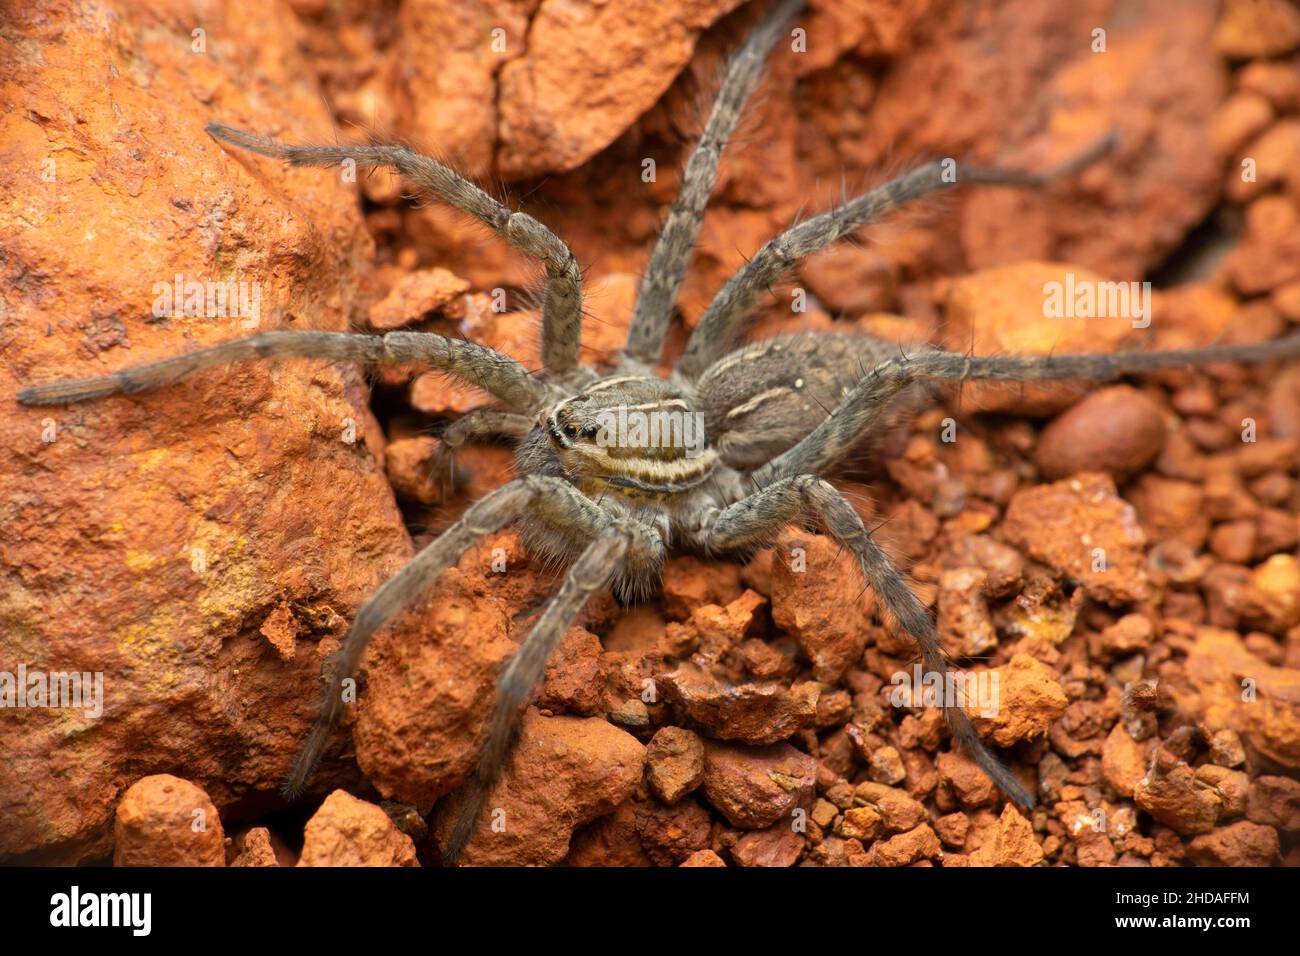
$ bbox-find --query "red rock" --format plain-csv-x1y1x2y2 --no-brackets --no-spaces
634,797,713,866
1268,366,1300,439
2,0,410,865
810,798,840,830
656,662,819,745
1035,387,1167,479
1187,821,1281,866
968,653,1068,748
741,638,798,680
936,752,998,808
1227,119,1300,203
1228,196,1300,295
680,849,727,867
1050,700,1107,759
1074,830,1118,867
385,435,443,505
686,589,767,657
496,0,747,178
298,790,418,867
852,782,928,833
813,0,1224,285
1180,627,1300,770
661,556,743,621
1246,776,1300,831
1137,487,1210,557
934,812,970,848
1238,59,1300,111
1101,724,1150,797
401,0,1226,326
766,531,873,683
113,775,225,867
1215,0,1300,58
839,806,885,843
538,627,605,716
731,821,806,867
1209,729,1248,768
937,567,997,658
645,727,706,804
967,805,1044,867
608,698,652,732
352,544,522,809
1213,92,1276,156
368,268,470,330
1253,555,1300,630
1195,764,1251,818
700,741,816,829
1002,473,1149,605
565,801,651,867
230,827,282,867
872,823,941,867
1134,755,1223,836
939,536,1024,598
868,745,908,786
434,709,645,866
1099,614,1156,656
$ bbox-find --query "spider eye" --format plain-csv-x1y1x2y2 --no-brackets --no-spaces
563,424,579,438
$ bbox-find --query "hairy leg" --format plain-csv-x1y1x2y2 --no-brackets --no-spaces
676,134,1116,379
754,332,1300,486
206,123,584,377
442,519,662,863
430,409,535,493
285,475,608,797
705,473,1035,809
18,330,555,414
621,0,804,369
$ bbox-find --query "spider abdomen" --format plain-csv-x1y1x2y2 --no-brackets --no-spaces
697,333,904,469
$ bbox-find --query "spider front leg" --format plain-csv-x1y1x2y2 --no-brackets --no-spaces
429,409,534,495
18,330,555,414
205,124,584,378
442,518,664,864
706,473,1036,809
286,475,609,798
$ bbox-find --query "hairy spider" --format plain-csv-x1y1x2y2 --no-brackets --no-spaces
18,0,1300,864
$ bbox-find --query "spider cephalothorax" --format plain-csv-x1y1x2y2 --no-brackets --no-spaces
18,0,1300,864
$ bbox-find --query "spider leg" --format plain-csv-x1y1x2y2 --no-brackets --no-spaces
284,475,608,798
442,518,662,864
754,333,1300,486
205,123,584,378
17,330,556,414
705,473,1036,809
621,0,804,369
675,133,1117,379
430,409,534,492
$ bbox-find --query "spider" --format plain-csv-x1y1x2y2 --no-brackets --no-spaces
18,0,1300,864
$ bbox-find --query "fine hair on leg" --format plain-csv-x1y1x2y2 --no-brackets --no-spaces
705,473,1036,808
622,0,805,368
205,123,584,377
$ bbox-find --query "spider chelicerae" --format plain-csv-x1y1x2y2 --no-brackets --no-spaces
18,0,1300,864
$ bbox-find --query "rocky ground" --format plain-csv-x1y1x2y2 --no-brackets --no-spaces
2,0,1299,866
